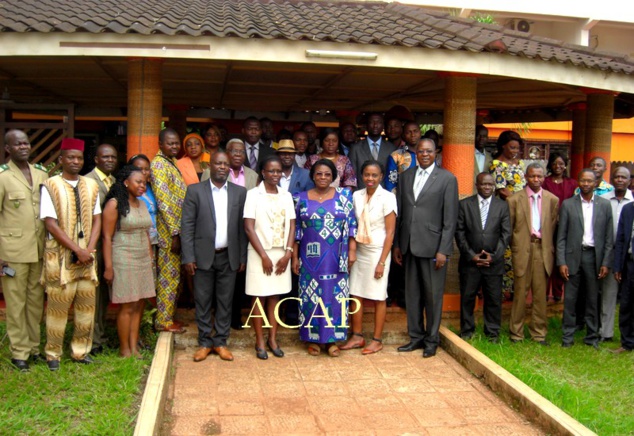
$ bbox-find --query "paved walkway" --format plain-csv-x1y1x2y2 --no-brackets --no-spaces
163,319,543,435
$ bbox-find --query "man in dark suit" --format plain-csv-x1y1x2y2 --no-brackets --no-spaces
181,151,247,362
613,201,634,353
349,113,396,189
393,138,459,358
455,172,511,342
557,169,613,348
243,117,274,171
84,143,117,355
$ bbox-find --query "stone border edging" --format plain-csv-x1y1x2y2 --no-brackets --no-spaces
134,332,174,436
439,325,596,436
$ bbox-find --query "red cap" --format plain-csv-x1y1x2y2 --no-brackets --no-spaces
60,138,84,152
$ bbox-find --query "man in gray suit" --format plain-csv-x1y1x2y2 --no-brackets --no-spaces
393,138,459,357
181,151,247,362
557,169,614,348
84,143,117,355
349,113,396,189
455,173,511,342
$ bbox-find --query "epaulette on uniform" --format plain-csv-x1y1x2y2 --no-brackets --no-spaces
0,164,9,174
34,163,48,173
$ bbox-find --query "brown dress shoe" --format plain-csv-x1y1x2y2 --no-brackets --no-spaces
193,347,212,362
213,346,234,361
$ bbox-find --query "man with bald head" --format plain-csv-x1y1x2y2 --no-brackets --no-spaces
85,143,117,354
0,130,49,371
599,166,633,341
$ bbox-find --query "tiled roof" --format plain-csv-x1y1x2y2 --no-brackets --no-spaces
0,0,632,75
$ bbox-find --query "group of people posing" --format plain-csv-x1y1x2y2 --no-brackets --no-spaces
2,114,634,373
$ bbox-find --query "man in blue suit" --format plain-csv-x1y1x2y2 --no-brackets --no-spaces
277,139,314,195
613,201,634,353
277,139,314,324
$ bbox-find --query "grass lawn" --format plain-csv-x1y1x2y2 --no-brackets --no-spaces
0,319,157,435
460,315,634,435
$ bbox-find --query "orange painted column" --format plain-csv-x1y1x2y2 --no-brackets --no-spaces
585,92,615,178
443,75,477,196
570,104,586,178
127,58,163,160
442,75,477,304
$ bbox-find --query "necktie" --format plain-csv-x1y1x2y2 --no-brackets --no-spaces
480,199,489,229
371,142,379,160
104,175,114,190
531,194,541,233
249,146,257,169
414,170,427,200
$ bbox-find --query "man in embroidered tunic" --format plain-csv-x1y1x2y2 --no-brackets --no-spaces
0,129,49,372
150,128,187,332
40,138,101,371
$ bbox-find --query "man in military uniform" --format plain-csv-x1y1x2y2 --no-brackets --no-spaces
84,143,117,355
0,129,49,372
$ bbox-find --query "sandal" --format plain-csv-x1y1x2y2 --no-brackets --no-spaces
327,344,340,357
362,338,383,355
339,332,365,350
307,343,320,356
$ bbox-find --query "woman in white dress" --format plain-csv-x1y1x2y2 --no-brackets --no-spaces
244,156,296,360
341,160,397,354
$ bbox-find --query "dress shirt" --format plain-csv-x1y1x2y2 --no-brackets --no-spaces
581,194,595,247
210,181,229,249
475,149,486,173
295,154,307,168
525,186,542,239
600,189,634,237
413,163,434,199
367,137,383,158
477,194,492,227
280,167,293,191
229,166,246,187
246,142,260,168
340,143,350,156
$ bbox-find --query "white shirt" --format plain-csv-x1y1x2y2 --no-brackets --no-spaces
475,149,486,173
600,190,634,238
414,163,435,197
280,167,293,192
295,154,307,168
581,195,595,248
40,178,101,220
210,181,228,249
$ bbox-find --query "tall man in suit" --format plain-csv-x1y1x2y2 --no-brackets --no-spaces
181,151,247,362
474,125,493,186
507,163,559,344
277,139,314,324
243,117,274,171
393,138,459,358
0,129,49,372
557,169,613,348
613,200,634,353
349,113,396,189
455,172,511,342
84,143,117,355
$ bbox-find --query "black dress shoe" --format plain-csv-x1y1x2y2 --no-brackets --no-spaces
73,355,95,364
90,345,104,356
460,333,473,340
537,340,550,346
11,359,30,372
255,347,268,360
601,337,613,343
397,341,424,352
47,360,60,371
31,353,46,364
422,348,437,358
231,322,244,331
561,341,573,348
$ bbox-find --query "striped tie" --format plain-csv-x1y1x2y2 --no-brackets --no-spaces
480,199,488,229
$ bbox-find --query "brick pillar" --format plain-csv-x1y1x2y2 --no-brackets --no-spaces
585,92,615,179
570,105,586,179
443,75,477,196
127,58,163,160
442,74,477,306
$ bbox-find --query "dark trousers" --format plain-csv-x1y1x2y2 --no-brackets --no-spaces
562,249,601,345
92,249,110,347
404,253,447,351
193,251,237,348
459,269,502,338
620,260,634,350
283,274,300,323
231,270,246,326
